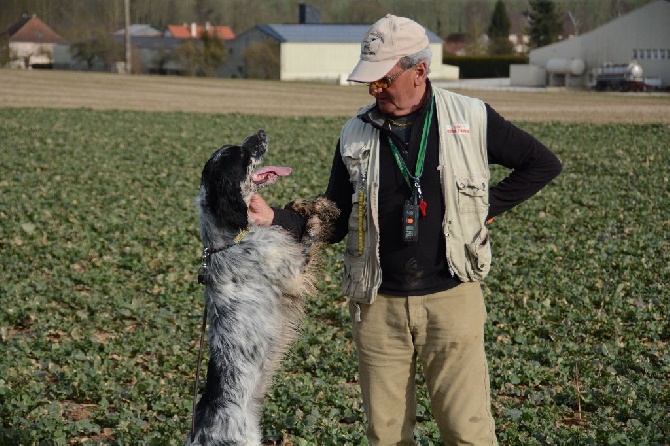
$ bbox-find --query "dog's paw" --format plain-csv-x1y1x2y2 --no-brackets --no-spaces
287,196,339,240
287,196,340,222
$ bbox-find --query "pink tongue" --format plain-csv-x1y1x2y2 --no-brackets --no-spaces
252,166,292,186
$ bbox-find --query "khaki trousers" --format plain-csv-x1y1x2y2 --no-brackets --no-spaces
349,282,497,446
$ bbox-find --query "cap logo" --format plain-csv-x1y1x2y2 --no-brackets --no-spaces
362,31,383,56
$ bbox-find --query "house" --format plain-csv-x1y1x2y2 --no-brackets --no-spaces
53,33,187,74
113,24,162,37
508,10,577,55
0,14,67,68
165,23,235,40
50,4,458,82
508,12,531,55
223,22,458,82
111,35,187,74
511,0,670,88
444,33,470,56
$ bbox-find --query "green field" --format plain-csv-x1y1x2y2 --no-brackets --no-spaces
1,107,668,445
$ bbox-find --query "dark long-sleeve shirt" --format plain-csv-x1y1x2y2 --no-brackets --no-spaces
274,91,562,295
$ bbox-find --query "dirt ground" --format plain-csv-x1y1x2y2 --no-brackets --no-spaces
1,68,669,123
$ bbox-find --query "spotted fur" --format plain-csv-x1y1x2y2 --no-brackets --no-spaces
186,130,338,445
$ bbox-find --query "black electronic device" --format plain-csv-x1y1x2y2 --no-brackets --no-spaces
402,199,419,242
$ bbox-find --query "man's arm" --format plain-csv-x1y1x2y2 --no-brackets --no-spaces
323,140,353,243
485,104,562,219
251,141,353,244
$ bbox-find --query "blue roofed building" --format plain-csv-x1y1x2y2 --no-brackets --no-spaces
222,22,458,83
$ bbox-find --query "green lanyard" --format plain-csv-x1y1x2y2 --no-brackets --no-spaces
387,95,434,216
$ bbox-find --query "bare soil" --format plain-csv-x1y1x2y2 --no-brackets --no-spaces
1,69,669,123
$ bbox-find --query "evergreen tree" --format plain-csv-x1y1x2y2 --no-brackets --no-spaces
488,0,513,54
527,0,564,48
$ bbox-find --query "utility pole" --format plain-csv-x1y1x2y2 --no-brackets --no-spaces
124,0,132,74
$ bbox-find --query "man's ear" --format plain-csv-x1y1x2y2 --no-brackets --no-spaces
414,61,428,85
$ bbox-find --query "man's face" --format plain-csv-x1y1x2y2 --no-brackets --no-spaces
369,62,426,117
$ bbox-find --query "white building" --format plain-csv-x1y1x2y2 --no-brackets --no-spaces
223,23,458,83
511,0,670,89
1,14,66,68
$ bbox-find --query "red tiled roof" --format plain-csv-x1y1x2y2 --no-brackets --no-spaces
166,24,234,40
166,25,192,39
1,15,66,44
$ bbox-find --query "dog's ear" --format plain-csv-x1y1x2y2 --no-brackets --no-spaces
208,175,248,230
201,145,249,231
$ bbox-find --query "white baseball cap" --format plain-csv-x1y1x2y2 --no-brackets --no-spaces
347,14,429,83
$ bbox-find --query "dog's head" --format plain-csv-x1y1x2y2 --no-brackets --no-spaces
198,130,290,232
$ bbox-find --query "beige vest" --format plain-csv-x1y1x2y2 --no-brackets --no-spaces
340,88,490,304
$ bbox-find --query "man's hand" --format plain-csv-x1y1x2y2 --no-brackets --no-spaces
248,194,274,226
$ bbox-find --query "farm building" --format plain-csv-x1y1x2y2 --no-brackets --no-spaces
511,0,670,89
0,14,66,68
48,3,457,82
53,22,235,74
112,24,162,37
52,29,178,74
165,23,234,40
223,22,458,83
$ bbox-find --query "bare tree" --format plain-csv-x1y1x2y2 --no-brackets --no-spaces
244,40,279,79
70,31,123,70
174,32,227,77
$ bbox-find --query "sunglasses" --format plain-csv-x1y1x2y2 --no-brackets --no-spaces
366,66,413,89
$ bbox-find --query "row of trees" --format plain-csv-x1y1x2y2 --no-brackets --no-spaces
66,29,278,78
68,31,229,76
0,0,655,42
60,0,560,77
0,0,653,77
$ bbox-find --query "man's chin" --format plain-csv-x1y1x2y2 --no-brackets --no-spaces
376,100,395,115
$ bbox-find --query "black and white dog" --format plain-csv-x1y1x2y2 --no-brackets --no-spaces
187,130,338,445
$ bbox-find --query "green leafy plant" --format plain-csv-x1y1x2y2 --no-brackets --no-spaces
1,109,668,444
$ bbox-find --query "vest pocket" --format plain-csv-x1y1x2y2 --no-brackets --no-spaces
456,177,488,214
343,255,369,301
465,227,492,280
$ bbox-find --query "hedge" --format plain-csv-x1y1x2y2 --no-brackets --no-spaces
444,55,530,79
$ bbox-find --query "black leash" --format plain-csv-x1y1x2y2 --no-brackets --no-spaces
190,228,249,441
190,304,208,443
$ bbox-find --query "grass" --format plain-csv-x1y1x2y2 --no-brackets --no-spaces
1,106,668,445
2,68,669,123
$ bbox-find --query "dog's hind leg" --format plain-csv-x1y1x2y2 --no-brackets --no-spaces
188,292,281,446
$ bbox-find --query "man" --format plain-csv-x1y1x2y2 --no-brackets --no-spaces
250,14,562,445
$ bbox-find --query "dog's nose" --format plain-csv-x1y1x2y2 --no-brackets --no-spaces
243,130,268,159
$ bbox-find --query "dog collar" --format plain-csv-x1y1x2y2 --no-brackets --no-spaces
205,228,249,254
197,228,250,285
